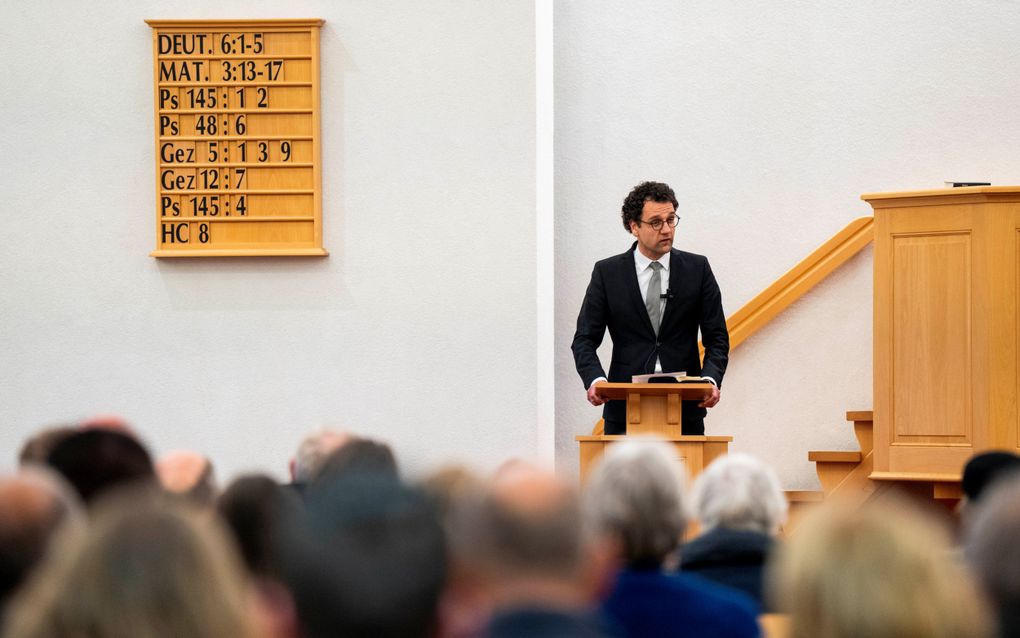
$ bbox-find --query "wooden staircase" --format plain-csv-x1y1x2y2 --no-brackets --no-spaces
809,410,876,501
784,410,963,534
783,411,875,533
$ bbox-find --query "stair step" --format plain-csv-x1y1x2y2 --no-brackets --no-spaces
808,451,862,463
785,490,823,502
781,490,825,537
803,410,875,503
847,410,874,455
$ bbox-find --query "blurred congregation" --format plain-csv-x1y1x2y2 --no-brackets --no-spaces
2,417,1020,638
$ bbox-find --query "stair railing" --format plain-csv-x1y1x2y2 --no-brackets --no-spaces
701,216,874,355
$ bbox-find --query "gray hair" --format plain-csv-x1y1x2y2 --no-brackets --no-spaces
583,439,687,566
691,453,787,534
965,474,1020,608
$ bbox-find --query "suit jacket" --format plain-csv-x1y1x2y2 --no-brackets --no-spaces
571,243,729,432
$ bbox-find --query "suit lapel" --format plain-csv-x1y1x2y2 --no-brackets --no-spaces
622,243,656,336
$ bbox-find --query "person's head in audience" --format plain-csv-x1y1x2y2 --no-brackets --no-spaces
281,474,445,638
584,439,686,569
157,450,217,507
290,429,350,483
773,495,991,638
586,442,760,638
458,462,597,611
17,426,76,467
691,453,787,535
962,451,1020,508
44,429,155,505
217,473,302,578
313,437,398,484
0,469,81,614
965,474,1020,638
79,414,134,433
419,465,487,638
420,464,483,525
3,490,258,638
680,453,786,609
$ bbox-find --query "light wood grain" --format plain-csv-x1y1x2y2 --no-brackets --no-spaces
576,435,732,483
891,232,971,442
808,451,861,463
849,412,874,455
151,248,327,257
864,187,1020,479
150,20,325,257
593,382,715,400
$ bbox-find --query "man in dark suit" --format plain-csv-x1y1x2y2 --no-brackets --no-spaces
571,181,729,435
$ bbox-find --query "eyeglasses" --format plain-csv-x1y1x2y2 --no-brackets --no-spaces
635,214,680,231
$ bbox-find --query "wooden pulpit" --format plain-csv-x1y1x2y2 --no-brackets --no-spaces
575,382,732,481
863,186,1020,482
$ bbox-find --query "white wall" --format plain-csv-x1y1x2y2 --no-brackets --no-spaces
0,0,537,480
554,0,1020,488
6,1,1020,490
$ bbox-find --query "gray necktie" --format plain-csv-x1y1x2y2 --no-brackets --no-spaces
645,261,663,335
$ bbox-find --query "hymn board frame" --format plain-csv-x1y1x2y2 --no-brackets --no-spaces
147,19,327,257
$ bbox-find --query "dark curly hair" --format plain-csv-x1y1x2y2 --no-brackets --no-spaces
621,182,678,232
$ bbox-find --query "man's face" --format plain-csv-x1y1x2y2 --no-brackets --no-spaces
630,199,676,259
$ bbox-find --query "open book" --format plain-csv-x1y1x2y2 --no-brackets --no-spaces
630,371,710,383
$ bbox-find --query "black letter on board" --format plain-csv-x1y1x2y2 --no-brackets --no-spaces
162,223,189,244
159,88,179,109
159,116,178,136
160,196,179,216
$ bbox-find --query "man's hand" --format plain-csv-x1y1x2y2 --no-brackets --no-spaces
698,384,721,409
587,382,608,406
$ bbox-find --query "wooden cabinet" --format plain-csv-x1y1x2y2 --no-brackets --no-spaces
863,187,1020,480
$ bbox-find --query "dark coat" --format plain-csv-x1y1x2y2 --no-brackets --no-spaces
680,527,776,611
601,568,759,638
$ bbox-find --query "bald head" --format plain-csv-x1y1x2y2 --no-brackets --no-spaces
157,451,216,506
79,414,136,434
461,463,585,583
0,471,80,609
0,478,63,529
490,463,574,519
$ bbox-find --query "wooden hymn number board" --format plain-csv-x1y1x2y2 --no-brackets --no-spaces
146,20,327,257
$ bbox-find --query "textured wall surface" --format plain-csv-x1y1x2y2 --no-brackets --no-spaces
5,1,1020,489
0,0,536,480
554,0,1020,488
